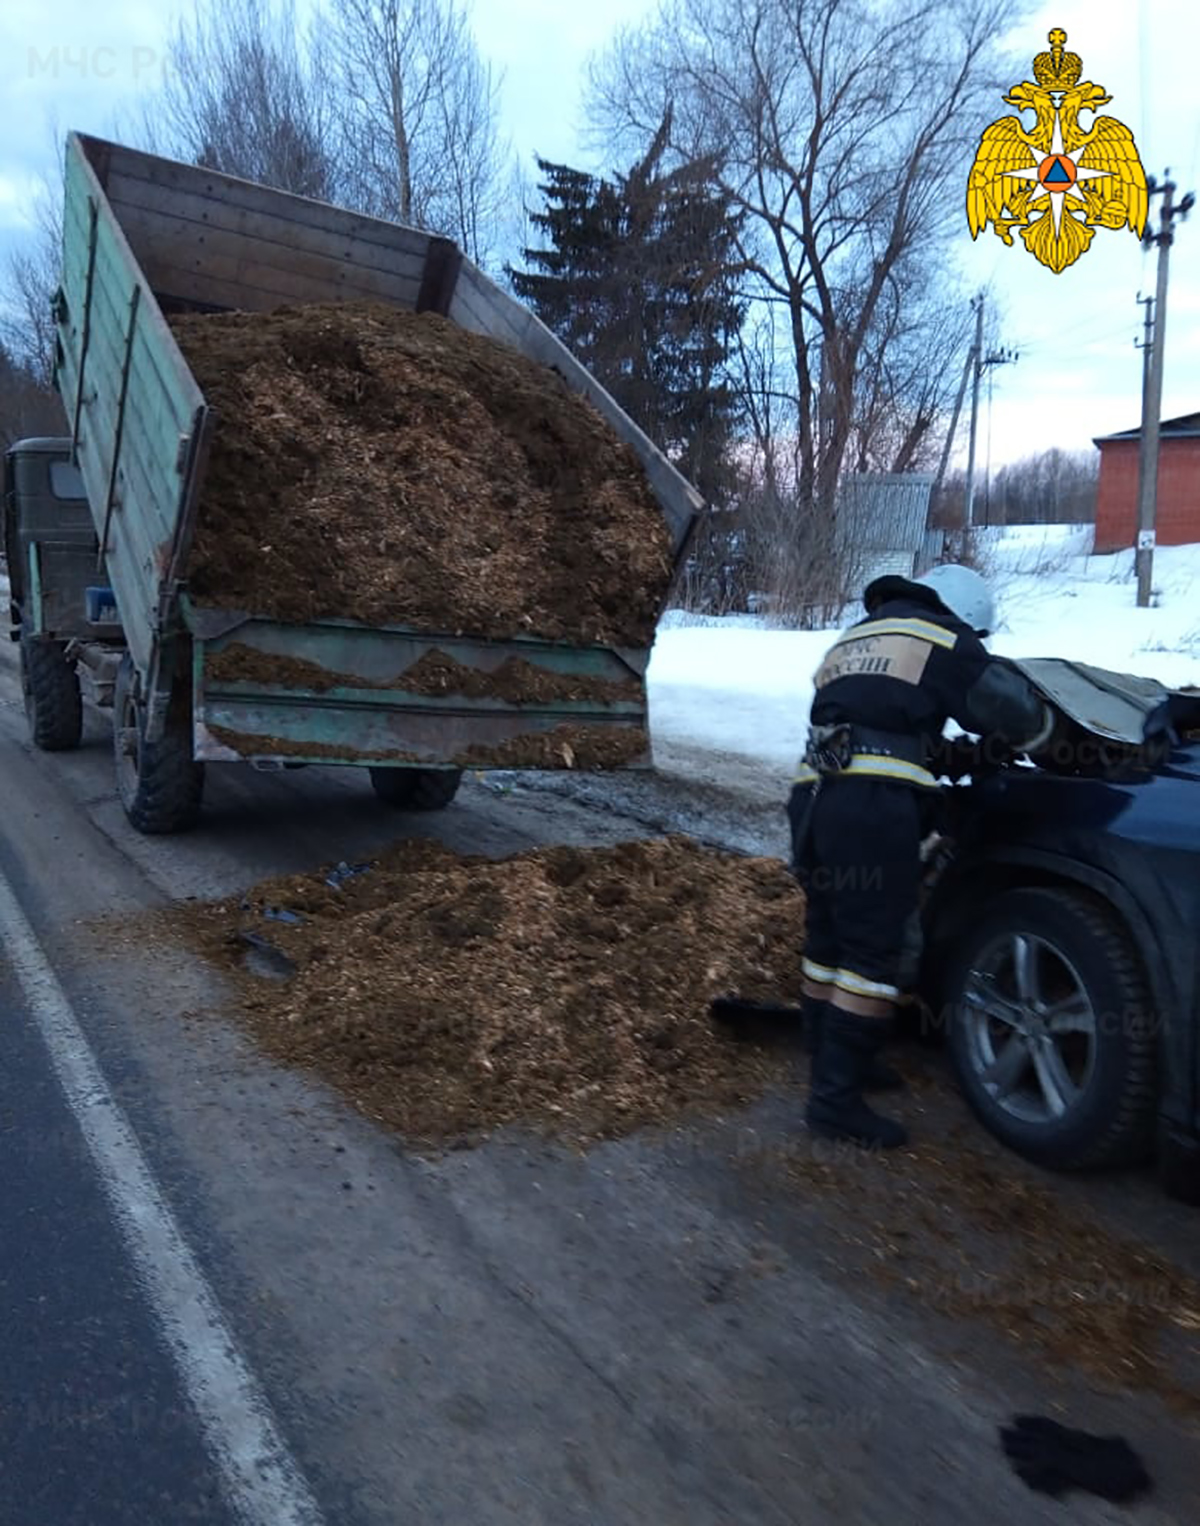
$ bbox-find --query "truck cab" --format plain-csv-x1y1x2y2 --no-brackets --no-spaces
3,436,124,748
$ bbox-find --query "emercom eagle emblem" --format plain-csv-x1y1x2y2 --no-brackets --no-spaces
967,28,1147,273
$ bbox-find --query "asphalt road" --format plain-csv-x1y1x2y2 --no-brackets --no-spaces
2,632,1199,1525
0,949,230,1525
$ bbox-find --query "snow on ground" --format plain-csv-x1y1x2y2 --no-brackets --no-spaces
647,538,1200,793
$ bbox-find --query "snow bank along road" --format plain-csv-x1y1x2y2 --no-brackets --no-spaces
2,634,1199,1525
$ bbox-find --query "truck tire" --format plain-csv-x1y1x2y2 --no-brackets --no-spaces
113,654,205,834
945,887,1157,1170
369,766,462,811
21,635,83,751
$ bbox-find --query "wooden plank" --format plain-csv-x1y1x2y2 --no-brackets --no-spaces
163,404,212,617
89,225,198,429
116,211,424,314
57,368,157,671
60,163,93,250
72,317,191,520
81,272,196,518
62,280,188,559
448,263,503,334
125,262,323,316
67,141,205,421
57,159,178,669
449,265,529,348
73,380,179,612
106,170,430,287
84,358,184,551
83,178,212,645
61,210,196,647
93,143,434,261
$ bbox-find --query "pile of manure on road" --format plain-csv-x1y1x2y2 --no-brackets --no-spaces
180,834,805,1147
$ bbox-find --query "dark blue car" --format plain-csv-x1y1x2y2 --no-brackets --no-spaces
922,677,1200,1203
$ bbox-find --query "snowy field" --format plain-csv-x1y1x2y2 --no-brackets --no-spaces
647,532,1200,792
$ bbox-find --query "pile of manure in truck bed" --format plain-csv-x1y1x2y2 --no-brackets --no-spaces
180,835,803,1146
172,302,675,647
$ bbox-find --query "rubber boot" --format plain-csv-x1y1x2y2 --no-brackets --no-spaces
806,1008,909,1149
804,999,904,1092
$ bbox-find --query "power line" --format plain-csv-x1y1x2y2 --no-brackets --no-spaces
1010,309,1145,351
1010,323,1140,359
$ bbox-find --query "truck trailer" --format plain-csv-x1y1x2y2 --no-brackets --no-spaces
4,133,700,832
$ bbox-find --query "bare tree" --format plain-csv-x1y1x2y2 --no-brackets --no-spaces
5,231,60,388
498,157,539,283
989,448,1098,525
2,126,65,413
325,0,507,263
848,279,977,475
588,0,1023,530
151,0,338,199
0,340,65,448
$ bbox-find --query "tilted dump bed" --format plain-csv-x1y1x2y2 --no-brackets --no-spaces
53,132,701,767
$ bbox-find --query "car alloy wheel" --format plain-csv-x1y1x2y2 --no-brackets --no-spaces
960,930,1096,1125
945,887,1156,1170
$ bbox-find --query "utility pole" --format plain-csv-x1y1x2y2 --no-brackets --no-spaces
980,344,1018,525
1132,291,1154,581
935,347,973,495
1135,171,1195,607
963,292,1018,529
964,295,984,529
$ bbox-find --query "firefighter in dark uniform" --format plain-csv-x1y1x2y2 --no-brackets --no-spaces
790,564,1053,1149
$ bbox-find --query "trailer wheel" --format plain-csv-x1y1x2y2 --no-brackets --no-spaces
21,634,83,751
113,655,205,834
369,766,462,811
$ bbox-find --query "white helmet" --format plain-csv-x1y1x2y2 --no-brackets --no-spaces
916,563,996,636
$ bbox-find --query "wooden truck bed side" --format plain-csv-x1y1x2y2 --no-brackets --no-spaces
55,136,210,680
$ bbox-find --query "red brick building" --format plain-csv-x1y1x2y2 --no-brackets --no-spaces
1093,411,1200,553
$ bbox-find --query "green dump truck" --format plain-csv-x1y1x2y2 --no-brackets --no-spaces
4,132,700,832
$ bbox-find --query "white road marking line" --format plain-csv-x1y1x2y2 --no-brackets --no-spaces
0,867,324,1526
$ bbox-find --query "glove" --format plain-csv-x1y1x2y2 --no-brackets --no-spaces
999,1415,1151,1502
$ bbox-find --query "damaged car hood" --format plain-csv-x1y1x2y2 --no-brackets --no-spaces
1008,658,1191,745
1004,658,1200,774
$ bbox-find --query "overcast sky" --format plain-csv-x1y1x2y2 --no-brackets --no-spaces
2,0,1198,471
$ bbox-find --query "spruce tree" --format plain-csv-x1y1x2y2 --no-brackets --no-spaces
511,125,744,510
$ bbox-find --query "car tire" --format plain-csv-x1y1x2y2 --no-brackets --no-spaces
368,766,462,811
113,654,205,834
21,634,83,751
944,886,1156,1170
